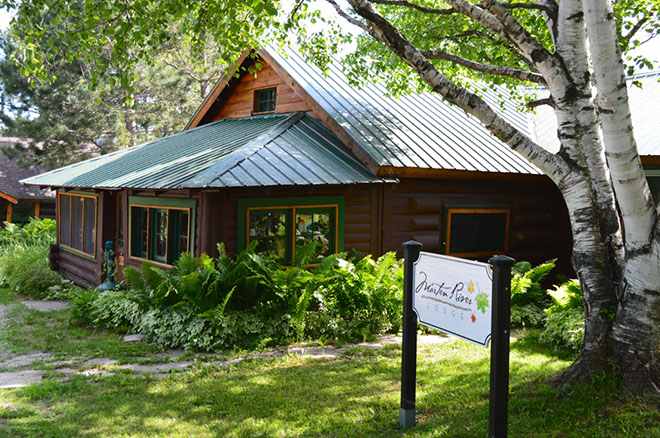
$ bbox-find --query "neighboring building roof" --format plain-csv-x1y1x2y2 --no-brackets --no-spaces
0,152,53,202
22,113,390,189
530,72,660,158
265,48,539,175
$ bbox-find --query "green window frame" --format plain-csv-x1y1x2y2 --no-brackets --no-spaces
237,197,345,264
128,196,196,266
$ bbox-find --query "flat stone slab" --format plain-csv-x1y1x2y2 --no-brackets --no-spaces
0,370,44,388
122,334,145,343
119,361,194,374
22,300,69,312
0,352,53,370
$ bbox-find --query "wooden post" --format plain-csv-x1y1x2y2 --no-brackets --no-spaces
34,201,41,219
488,255,515,438
400,240,422,429
6,203,13,223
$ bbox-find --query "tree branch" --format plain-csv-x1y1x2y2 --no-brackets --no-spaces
498,1,554,15
527,97,554,108
343,0,570,181
369,0,455,15
622,17,650,50
421,48,545,83
325,0,370,31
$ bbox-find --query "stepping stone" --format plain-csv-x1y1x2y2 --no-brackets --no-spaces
120,361,194,374
0,370,44,389
0,352,52,369
22,300,69,312
82,358,117,367
122,334,145,343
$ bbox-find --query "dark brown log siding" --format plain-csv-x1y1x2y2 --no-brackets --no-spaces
381,177,571,271
199,176,570,271
199,184,382,258
55,174,572,286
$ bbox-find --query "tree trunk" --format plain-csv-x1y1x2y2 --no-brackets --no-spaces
581,0,660,392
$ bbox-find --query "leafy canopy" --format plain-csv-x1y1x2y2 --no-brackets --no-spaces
3,0,659,100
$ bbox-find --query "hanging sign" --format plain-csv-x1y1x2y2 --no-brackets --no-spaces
412,252,493,346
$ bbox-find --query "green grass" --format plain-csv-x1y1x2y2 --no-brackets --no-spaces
0,287,14,304
1,339,658,436
0,300,158,363
0,293,658,437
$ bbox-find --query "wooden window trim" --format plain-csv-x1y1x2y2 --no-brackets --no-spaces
127,197,195,267
445,207,510,258
252,86,277,115
57,191,98,260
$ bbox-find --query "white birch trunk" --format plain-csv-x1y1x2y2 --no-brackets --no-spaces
548,0,622,373
582,0,660,391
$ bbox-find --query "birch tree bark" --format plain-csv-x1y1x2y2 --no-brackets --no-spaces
582,0,660,392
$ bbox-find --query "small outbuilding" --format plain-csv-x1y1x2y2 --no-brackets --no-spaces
23,48,658,287
0,144,55,225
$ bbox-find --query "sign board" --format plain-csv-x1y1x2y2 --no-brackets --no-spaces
412,251,493,346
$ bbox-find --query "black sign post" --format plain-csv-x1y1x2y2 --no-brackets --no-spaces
399,243,514,435
488,255,515,438
400,240,422,429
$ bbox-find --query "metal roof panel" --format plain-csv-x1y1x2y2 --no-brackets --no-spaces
23,113,388,189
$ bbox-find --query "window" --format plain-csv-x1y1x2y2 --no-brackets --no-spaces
446,208,509,258
239,198,343,264
647,175,660,201
253,87,277,113
128,197,195,265
58,192,98,257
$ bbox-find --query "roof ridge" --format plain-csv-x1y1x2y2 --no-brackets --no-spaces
183,112,305,187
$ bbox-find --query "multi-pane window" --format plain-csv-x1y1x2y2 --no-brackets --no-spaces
446,208,509,258
58,192,97,257
253,87,277,113
130,204,192,265
246,204,338,263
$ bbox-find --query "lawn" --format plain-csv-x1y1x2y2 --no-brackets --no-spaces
1,294,658,437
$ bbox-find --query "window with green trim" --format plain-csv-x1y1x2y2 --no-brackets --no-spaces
242,199,342,264
129,197,194,265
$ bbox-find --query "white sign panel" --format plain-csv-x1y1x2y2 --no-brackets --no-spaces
413,252,493,346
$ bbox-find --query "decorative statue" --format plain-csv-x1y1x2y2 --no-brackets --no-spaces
99,240,116,291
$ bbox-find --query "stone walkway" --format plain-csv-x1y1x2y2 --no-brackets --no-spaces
0,299,452,388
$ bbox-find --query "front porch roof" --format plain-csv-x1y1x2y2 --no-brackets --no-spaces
22,113,392,190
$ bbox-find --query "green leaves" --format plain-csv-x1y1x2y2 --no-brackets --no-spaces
476,292,489,314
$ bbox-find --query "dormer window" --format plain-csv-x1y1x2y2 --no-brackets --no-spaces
253,87,277,113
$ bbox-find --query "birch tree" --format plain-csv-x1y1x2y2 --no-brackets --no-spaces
5,0,659,392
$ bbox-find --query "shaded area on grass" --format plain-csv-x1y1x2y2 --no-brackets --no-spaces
0,301,158,362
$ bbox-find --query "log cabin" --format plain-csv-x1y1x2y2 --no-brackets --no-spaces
20,47,660,287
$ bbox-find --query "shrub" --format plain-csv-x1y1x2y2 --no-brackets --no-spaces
71,246,404,351
0,218,56,253
0,244,61,297
539,279,584,352
509,260,556,328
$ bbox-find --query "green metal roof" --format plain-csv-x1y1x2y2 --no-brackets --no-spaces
22,113,389,189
